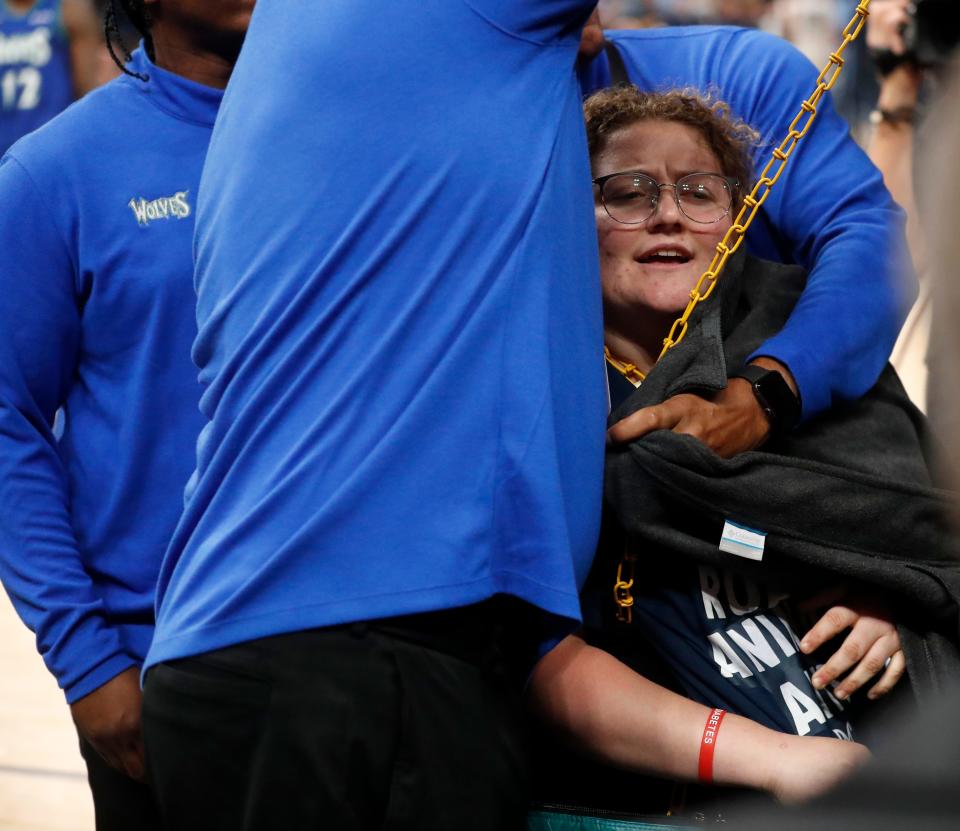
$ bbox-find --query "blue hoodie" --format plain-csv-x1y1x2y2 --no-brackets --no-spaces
0,49,219,702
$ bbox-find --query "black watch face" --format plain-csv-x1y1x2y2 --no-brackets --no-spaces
755,372,799,432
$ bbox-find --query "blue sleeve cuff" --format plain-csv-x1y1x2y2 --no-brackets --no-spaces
63,653,139,704
748,343,823,423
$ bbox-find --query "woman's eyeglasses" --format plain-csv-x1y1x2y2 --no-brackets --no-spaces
593,171,739,226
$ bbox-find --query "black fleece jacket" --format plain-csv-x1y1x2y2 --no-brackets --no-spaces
602,250,960,704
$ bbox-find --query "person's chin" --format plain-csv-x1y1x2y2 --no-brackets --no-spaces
639,273,700,311
636,296,689,319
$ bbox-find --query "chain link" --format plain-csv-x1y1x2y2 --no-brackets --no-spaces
655,0,872,362
613,548,637,623
615,1,872,620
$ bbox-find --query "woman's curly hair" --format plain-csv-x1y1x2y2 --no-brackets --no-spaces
584,86,761,197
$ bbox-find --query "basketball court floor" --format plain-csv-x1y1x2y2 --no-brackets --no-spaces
0,592,93,830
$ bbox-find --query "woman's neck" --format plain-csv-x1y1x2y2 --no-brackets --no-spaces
603,309,678,377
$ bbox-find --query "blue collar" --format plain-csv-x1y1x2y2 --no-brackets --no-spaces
128,47,224,128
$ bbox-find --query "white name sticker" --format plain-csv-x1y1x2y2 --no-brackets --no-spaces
719,520,766,561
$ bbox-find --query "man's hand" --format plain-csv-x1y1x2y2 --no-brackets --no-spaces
607,382,769,459
70,666,146,782
764,733,870,804
799,587,905,701
866,0,913,56
578,8,605,63
607,357,797,458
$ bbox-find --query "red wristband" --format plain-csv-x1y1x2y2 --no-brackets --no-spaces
697,708,726,784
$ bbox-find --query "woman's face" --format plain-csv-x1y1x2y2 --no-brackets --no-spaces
593,120,734,322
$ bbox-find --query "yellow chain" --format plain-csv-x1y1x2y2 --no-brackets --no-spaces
604,345,647,384
614,1,872,621
655,0,873,362
613,548,637,623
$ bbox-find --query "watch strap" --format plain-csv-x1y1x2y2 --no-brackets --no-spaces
729,365,769,387
730,365,800,436
869,106,916,126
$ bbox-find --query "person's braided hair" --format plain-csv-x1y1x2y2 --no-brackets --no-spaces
104,0,154,81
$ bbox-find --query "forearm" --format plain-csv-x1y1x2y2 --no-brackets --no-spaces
735,33,912,416
0,390,134,699
867,66,925,273
528,634,789,792
751,221,911,418
0,158,128,700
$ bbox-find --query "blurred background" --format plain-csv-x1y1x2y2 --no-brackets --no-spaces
599,0,883,142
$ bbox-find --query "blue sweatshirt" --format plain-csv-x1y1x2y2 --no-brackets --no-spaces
581,26,914,419
145,0,608,669
0,49,218,702
0,0,73,156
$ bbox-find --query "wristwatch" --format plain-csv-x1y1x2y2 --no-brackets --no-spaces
868,106,917,126
729,365,800,437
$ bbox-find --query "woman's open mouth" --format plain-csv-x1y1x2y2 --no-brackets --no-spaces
636,247,693,265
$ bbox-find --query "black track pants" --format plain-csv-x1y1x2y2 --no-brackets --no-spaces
143,616,530,830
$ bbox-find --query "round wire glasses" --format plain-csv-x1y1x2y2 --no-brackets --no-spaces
593,171,739,226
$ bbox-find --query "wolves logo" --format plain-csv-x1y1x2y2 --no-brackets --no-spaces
128,191,191,226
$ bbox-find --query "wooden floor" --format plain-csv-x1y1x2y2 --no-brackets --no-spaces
0,593,94,831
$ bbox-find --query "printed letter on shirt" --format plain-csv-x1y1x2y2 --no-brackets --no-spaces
708,632,754,679
780,681,827,736
699,566,726,620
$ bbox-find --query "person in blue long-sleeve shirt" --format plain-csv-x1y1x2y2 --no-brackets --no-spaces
0,1,252,827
